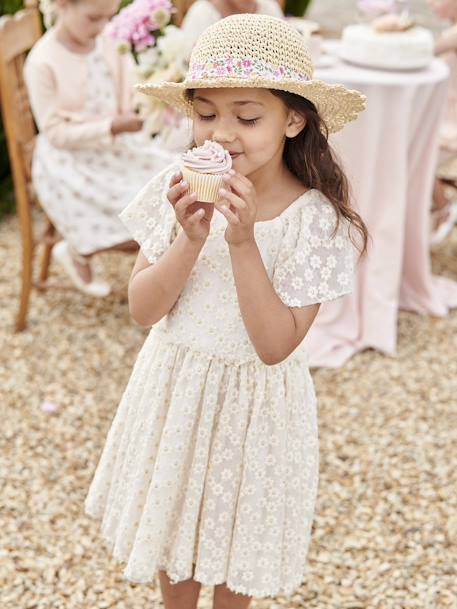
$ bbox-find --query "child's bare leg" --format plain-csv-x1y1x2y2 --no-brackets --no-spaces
212,583,252,609
72,253,93,283
158,569,202,609
69,241,138,283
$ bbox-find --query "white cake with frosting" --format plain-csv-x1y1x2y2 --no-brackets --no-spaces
340,23,434,71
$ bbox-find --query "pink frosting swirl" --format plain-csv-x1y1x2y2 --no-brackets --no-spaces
182,140,232,175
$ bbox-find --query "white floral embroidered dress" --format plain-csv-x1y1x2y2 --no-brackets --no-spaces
84,164,354,597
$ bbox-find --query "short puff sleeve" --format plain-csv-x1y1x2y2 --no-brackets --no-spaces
119,164,180,265
273,191,356,307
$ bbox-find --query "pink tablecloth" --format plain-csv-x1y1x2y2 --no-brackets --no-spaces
304,52,457,368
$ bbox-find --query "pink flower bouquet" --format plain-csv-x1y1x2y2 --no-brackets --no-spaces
109,0,191,143
109,0,174,62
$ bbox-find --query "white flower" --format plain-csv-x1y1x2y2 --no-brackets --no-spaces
308,286,318,299
319,216,331,231
327,254,337,269
321,267,331,280
310,254,321,269
334,235,345,250
156,25,190,69
337,272,350,286
137,47,160,77
310,234,321,248
304,268,314,282
318,281,329,294
221,491,232,504
291,276,304,290
221,468,233,481
211,482,224,496
295,251,306,264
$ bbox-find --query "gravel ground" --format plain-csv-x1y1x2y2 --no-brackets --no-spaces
1,204,457,609
1,4,456,608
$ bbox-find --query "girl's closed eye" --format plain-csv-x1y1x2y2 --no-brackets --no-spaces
238,117,260,126
197,113,216,121
196,113,259,126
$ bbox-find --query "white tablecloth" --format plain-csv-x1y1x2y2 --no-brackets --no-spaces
303,47,457,367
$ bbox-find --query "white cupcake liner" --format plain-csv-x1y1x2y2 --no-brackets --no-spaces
182,167,225,203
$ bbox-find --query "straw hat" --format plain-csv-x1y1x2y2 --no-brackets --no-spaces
136,14,366,133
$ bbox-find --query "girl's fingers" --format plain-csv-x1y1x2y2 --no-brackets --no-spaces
218,204,241,225
168,171,182,188
175,191,198,216
218,188,247,211
188,208,205,225
222,172,255,206
168,179,189,205
223,170,252,191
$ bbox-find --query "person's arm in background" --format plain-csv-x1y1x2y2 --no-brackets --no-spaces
180,1,218,51
24,58,142,150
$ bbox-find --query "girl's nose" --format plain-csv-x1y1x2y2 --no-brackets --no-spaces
212,128,236,144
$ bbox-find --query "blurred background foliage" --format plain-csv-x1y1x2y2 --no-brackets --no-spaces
286,0,311,16
0,0,23,13
0,0,311,218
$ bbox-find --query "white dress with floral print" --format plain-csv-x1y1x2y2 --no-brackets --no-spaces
84,164,355,598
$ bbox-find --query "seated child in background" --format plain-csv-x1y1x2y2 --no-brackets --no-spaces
25,0,175,297
181,0,284,49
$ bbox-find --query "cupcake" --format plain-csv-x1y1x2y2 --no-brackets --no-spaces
181,140,232,203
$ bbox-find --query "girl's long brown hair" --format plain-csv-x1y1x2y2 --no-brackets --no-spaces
271,90,368,256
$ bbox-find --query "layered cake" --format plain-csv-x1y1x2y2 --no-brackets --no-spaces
181,140,232,203
340,14,434,71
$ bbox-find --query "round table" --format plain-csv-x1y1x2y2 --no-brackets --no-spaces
303,46,457,367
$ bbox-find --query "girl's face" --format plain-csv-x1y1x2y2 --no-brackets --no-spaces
428,0,457,20
56,0,120,44
192,88,305,179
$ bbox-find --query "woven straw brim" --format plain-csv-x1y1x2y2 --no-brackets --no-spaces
135,78,366,134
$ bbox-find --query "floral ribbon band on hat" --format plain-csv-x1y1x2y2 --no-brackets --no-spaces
189,57,311,82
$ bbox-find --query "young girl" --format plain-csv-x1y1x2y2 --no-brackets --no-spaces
85,14,368,609
427,0,457,244
24,0,174,296
181,0,284,49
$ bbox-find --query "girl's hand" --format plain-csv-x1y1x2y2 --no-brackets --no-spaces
167,171,214,243
216,171,257,246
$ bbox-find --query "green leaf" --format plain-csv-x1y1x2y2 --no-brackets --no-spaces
285,0,312,17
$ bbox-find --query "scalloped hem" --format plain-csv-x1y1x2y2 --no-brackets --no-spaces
85,504,306,599
123,564,306,599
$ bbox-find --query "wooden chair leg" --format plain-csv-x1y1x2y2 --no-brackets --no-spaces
16,208,34,332
38,220,56,286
